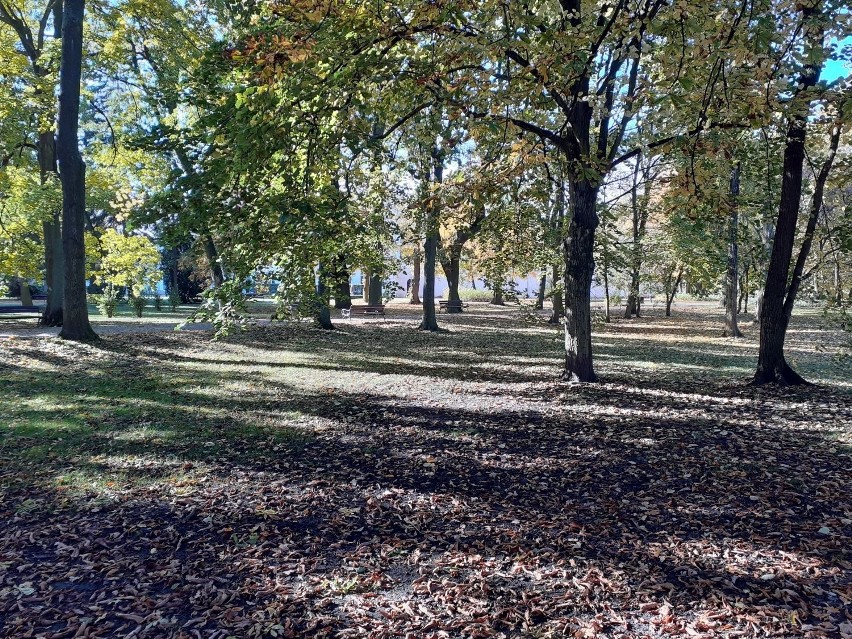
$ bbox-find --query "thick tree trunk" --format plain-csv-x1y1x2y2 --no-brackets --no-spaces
754,3,824,386
624,270,641,318
334,278,352,309
409,247,422,304
535,273,546,310
40,213,64,324
562,180,599,383
367,272,383,306
724,163,743,337
420,234,439,331
19,279,33,306
490,280,504,305
440,250,463,312
333,257,351,309
315,264,334,330
781,119,841,323
57,0,96,341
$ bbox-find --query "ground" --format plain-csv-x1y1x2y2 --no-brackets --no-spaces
1,302,850,639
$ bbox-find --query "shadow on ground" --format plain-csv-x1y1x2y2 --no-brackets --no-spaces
1,306,849,638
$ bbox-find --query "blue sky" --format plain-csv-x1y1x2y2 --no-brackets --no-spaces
824,36,852,82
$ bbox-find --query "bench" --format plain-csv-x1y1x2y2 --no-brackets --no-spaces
346,305,385,318
438,300,469,313
0,305,42,318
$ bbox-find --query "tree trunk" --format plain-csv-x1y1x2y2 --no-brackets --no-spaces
333,258,352,309
420,235,439,330
315,263,334,329
203,234,225,288
19,279,33,306
665,267,683,318
409,247,422,304
535,272,546,310
562,180,598,383
38,130,64,326
171,258,180,298
419,148,441,332
781,118,841,323
834,259,842,306
490,280,504,305
549,264,563,324
367,272,383,305
724,162,743,337
361,269,370,301
603,253,610,323
440,249,463,312
753,3,824,386
57,0,96,341
623,154,648,319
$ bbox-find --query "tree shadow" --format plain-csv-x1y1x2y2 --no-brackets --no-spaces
1,318,850,637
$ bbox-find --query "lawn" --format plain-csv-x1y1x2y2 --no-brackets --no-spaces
0,303,850,638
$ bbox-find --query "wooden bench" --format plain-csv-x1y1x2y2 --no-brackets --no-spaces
347,305,385,317
438,300,469,313
0,305,42,318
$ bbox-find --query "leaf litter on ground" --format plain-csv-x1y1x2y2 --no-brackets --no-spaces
0,303,850,638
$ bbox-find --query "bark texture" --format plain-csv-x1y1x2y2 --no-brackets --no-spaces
562,180,598,383
57,0,96,341
753,3,824,385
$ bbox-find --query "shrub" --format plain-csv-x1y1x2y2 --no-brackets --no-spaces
130,295,146,318
168,289,180,312
94,284,119,317
457,287,491,302
153,291,163,311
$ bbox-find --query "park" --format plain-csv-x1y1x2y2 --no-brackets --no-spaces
1,0,851,637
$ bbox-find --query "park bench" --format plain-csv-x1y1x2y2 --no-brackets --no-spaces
438,300,469,313
0,305,42,319
345,305,385,318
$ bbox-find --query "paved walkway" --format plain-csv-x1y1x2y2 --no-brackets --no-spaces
0,321,214,339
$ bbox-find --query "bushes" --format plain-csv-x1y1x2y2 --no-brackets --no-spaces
168,288,180,312
457,287,492,302
130,295,146,318
92,284,120,317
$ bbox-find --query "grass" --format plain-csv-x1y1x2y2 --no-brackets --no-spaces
0,302,849,637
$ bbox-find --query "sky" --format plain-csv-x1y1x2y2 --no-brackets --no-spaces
823,36,852,82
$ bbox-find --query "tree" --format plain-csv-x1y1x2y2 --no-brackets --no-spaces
0,0,65,325
57,0,96,341
87,229,162,296
753,0,834,385
723,162,743,337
